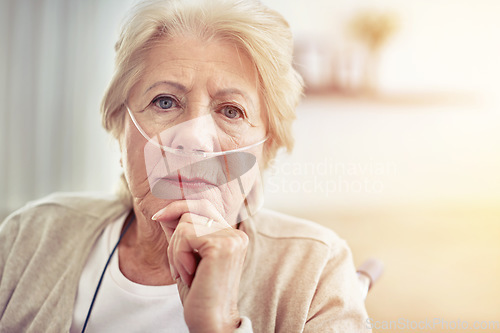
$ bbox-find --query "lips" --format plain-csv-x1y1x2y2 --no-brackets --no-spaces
151,175,215,199
162,174,217,188
150,152,257,199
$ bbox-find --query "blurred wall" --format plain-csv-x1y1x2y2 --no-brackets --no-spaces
265,0,500,96
0,0,133,218
261,0,500,218
260,1,500,329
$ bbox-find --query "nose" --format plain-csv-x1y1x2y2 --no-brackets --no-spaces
168,114,221,154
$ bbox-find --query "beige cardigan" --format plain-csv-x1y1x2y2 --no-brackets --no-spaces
0,193,370,332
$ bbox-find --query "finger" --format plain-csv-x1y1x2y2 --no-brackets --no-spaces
181,213,228,237
176,242,198,283
167,242,179,281
164,213,223,282
159,213,196,244
161,224,175,243
160,212,227,242
175,220,248,260
152,199,227,227
169,217,226,287
169,220,198,287
177,257,193,287
156,199,231,238
176,277,189,306
169,220,249,311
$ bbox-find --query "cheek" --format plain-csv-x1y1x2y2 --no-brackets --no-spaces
223,146,263,205
222,159,263,223
120,124,151,197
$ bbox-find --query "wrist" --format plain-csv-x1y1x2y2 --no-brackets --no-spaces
187,311,241,333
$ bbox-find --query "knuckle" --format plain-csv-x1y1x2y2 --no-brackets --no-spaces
174,223,190,237
224,236,245,253
200,199,212,208
204,247,220,258
179,212,192,222
233,229,249,246
239,232,249,247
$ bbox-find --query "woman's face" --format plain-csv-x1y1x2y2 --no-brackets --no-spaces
120,35,267,224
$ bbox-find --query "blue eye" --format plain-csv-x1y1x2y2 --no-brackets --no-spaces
153,96,177,110
221,105,243,119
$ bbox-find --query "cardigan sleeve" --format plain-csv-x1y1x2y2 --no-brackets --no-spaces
0,211,21,320
0,199,115,332
303,239,372,332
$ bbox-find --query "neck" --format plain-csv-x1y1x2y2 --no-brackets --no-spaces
118,207,175,286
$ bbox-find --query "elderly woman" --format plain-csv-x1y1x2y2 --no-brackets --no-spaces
0,0,369,332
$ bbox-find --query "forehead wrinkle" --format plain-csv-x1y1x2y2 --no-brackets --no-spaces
140,62,196,96
142,37,260,112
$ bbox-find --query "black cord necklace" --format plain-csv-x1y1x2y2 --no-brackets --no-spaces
81,210,135,333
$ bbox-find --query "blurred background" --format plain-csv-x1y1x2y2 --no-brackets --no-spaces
1,0,499,331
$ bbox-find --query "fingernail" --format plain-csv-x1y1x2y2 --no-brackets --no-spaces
151,209,163,221
152,206,168,221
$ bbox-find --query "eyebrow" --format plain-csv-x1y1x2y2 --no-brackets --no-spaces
213,88,255,109
145,81,187,94
214,88,248,99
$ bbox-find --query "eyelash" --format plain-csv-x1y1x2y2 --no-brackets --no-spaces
150,94,180,110
148,95,248,120
218,103,247,120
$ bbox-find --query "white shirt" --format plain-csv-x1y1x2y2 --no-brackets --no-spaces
70,212,189,333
